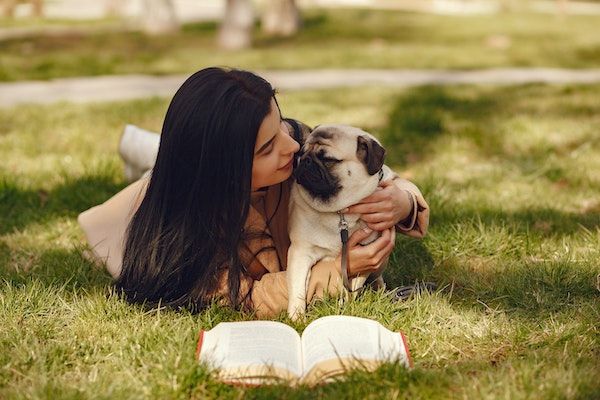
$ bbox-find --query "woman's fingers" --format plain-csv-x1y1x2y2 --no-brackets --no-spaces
368,228,396,266
345,228,396,276
360,212,391,223
359,229,391,257
347,227,376,247
361,211,399,230
378,228,396,259
366,220,396,231
347,202,387,215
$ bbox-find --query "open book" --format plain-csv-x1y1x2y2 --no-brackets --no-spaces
196,315,412,386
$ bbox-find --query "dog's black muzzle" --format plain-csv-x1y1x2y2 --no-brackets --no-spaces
293,153,341,202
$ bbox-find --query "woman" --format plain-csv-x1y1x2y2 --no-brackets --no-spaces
78,67,429,318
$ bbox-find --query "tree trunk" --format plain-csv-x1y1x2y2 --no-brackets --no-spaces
141,0,180,35
261,0,301,37
218,0,255,50
31,0,43,17
2,0,17,17
557,0,568,16
105,0,125,18
2,0,44,18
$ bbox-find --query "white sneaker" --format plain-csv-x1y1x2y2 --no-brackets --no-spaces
119,124,160,182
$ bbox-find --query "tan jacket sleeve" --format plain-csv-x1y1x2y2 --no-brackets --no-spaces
210,268,256,312
384,166,430,239
250,258,344,319
77,177,149,278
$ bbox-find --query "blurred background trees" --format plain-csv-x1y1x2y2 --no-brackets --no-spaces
262,0,301,36
141,0,180,35
0,0,303,48
1,0,599,81
218,0,301,49
2,0,43,17
218,0,255,50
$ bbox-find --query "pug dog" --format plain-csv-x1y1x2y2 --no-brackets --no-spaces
286,123,396,320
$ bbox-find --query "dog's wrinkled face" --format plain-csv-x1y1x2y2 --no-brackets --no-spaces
293,124,386,212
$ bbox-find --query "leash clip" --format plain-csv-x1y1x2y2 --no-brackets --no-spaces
337,211,353,292
337,211,349,231
337,211,349,244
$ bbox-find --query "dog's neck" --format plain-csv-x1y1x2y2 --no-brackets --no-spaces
295,168,384,214
293,187,364,232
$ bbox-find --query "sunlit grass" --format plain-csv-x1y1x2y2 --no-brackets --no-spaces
1,83,599,398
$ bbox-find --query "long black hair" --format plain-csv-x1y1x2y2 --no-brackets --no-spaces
115,67,276,312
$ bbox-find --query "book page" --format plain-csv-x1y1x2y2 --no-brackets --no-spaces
301,316,408,380
198,321,303,381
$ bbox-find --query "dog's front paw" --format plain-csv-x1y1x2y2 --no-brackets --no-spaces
369,276,386,291
287,300,307,322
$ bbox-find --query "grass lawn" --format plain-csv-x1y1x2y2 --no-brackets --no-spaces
1,8,600,82
1,83,599,399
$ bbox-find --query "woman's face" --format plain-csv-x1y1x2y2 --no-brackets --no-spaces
251,98,300,191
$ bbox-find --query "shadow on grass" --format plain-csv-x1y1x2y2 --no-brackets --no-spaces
2,246,112,292
384,204,599,315
0,173,126,235
379,84,599,167
0,172,121,291
432,207,600,238
385,238,435,288
380,85,500,166
377,83,600,312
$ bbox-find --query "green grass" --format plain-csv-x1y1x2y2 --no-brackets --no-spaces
1,83,599,399
1,8,600,81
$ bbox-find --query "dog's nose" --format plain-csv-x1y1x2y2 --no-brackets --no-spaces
295,155,312,170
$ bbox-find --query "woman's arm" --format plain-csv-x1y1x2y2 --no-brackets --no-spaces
345,167,430,238
205,257,342,319
390,176,430,238
250,258,343,318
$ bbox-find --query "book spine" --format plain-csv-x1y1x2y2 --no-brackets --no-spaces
399,331,413,368
195,330,205,360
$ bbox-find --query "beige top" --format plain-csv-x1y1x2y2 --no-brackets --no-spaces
78,173,429,318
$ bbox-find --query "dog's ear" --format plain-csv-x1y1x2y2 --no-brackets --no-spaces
283,118,312,147
356,135,386,175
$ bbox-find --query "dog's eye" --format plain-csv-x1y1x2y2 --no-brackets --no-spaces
321,156,342,164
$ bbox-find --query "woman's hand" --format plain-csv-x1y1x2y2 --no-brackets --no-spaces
335,227,396,278
344,180,412,231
